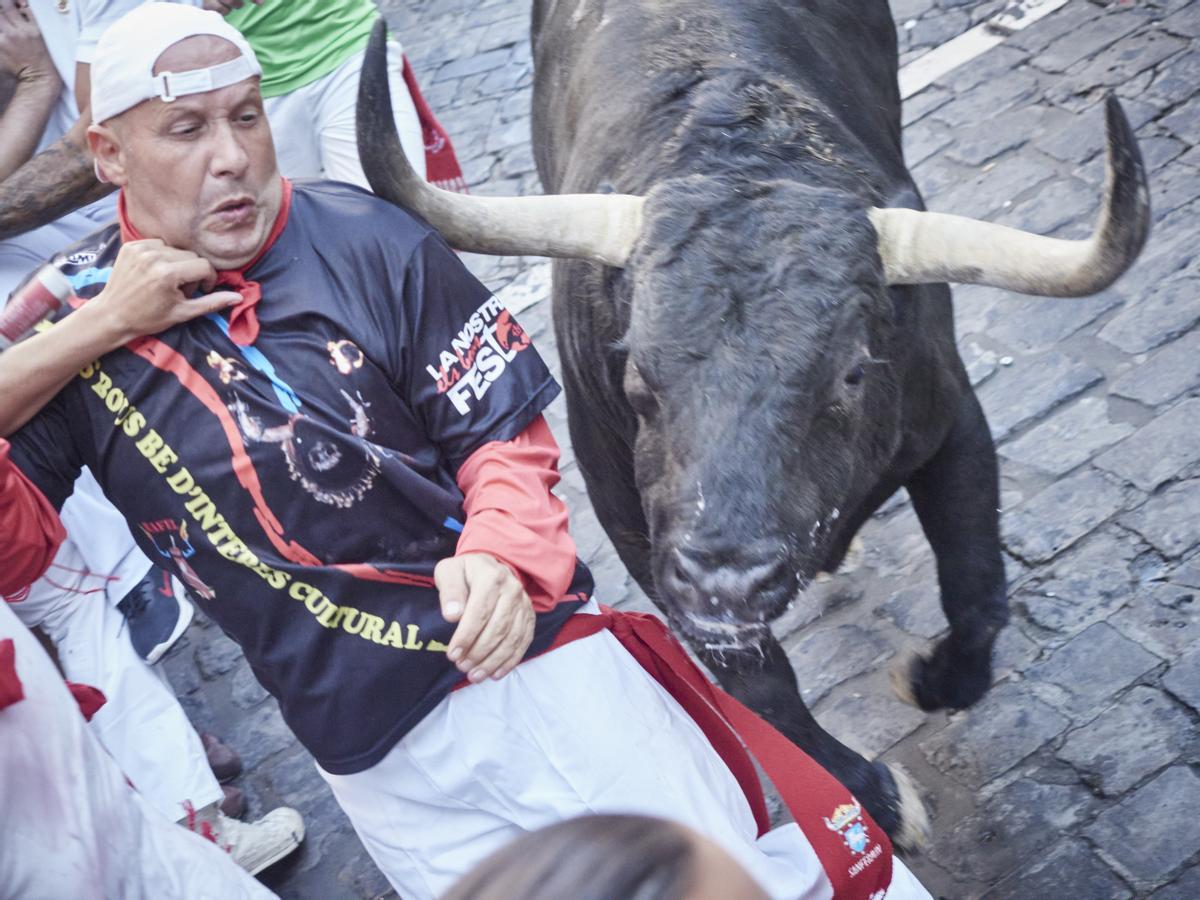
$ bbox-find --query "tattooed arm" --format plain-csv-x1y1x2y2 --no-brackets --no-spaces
0,0,62,182
0,114,113,241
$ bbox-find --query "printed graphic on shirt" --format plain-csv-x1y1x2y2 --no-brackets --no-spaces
228,392,382,509
424,296,532,416
140,517,216,601
327,339,365,374
207,351,249,384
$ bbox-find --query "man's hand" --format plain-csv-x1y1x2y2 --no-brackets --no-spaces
436,553,535,683
0,1,59,85
202,0,265,14
91,240,241,343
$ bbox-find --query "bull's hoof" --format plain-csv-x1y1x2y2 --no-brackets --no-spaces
875,761,930,853
891,641,992,712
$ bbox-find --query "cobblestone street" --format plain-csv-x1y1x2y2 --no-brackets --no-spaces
163,1,1200,896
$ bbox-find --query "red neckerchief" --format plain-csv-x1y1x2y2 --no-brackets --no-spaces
118,177,293,346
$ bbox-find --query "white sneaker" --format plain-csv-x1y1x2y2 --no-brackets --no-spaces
187,804,305,875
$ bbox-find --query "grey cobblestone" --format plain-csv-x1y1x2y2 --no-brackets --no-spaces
783,624,893,705
927,775,1095,884
1112,330,1200,406
815,689,927,758
1055,685,1193,795
1084,766,1200,886
1120,479,1200,558
1095,397,1200,491
1003,468,1133,563
1098,276,1200,354
1110,578,1200,659
1162,645,1200,711
985,838,1134,899
1014,530,1143,636
1150,867,1200,900
1000,396,1136,476
978,350,1104,442
1026,622,1162,716
1033,7,1147,73
919,683,1070,788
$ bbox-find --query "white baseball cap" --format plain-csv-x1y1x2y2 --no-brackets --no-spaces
90,2,262,125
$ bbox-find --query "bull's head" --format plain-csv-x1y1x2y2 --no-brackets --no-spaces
359,21,1149,643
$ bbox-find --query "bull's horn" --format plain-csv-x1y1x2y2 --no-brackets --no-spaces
869,95,1150,296
356,18,644,267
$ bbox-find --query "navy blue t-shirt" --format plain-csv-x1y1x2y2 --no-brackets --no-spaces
9,181,591,774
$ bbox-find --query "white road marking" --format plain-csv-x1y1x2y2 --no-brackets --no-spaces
898,0,1071,99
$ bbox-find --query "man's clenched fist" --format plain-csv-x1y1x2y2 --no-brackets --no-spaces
435,553,535,684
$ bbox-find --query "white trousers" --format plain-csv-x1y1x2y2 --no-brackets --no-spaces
58,468,157,608
0,601,274,900
319,606,932,900
9,530,220,822
264,39,426,187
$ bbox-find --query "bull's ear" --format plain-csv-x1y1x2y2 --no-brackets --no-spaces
357,17,647,267
870,95,1149,297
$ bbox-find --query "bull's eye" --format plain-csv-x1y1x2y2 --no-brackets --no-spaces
844,364,866,386
627,386,658,419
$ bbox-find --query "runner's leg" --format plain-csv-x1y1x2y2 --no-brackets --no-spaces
320,622,924,900
311,39,426,187
0,601,275,900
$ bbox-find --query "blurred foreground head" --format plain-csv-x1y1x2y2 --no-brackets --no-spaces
442,814,769,900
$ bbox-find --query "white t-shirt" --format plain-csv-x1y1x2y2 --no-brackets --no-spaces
28,0,202,150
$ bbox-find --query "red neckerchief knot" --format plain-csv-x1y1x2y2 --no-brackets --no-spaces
117,177,293,346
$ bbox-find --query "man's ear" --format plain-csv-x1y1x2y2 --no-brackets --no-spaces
87,124,128,187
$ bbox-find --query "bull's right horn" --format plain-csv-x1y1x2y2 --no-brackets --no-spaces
869,95,1150,296
357,18,644,268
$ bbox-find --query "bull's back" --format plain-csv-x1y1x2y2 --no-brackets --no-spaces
531,0,904,195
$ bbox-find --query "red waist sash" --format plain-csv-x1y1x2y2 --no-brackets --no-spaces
548,607,893,899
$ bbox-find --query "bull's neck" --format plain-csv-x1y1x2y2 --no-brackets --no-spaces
628,65,904,204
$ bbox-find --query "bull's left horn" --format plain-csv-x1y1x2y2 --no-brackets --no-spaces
869,95,1150,296
357,18,644,267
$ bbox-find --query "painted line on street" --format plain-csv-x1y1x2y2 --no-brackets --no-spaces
898,0,1071,99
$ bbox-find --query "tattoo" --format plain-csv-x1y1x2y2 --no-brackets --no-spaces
0,134,115,241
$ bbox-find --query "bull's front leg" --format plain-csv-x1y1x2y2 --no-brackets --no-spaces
899,389,1008,711
696,637,929,851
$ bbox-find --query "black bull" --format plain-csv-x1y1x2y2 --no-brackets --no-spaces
358,1,1149,848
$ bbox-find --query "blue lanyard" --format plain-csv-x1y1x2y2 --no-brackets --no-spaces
206,313,302,414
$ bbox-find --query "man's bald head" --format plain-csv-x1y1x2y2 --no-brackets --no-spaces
87,28,281,271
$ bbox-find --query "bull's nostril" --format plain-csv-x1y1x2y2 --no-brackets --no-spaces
672,546,709,586
669,545,794,606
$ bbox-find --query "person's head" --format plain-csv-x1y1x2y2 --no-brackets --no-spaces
86,3,280,270
441,814,769,900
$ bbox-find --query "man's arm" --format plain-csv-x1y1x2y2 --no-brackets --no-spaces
0,241,241,435
436,416,580,684
0,115,112,241
0,1,63,181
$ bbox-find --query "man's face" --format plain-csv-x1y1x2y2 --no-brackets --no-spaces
91,35,281,270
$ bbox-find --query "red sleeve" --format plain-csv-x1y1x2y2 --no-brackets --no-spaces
0,438,66,598
454,415,578,613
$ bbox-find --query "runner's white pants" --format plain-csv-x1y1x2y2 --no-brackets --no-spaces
319,604,932,900
0,601,274,900
8,507,220,822
264,38,426,186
